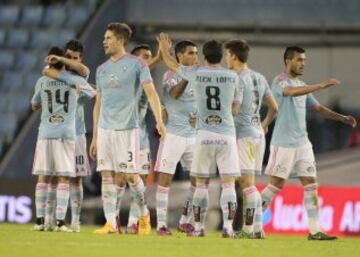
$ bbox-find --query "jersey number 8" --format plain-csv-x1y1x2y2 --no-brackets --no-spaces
206,86,221,111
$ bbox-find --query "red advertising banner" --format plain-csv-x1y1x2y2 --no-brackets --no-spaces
260,184,360,236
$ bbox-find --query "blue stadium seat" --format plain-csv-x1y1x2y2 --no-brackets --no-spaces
30,29,58,49
0,5,20,25
0,93,11,112
0,138,3,155
6,29,30,49
0,29,6,47
0,113,17,144
15,51,38,72
24,72,40,92
66,7,90,29
20,5,44,27
43,5,66,27
57,29,76,46
0,50,15,70
1,71,23,93
8,92,31,119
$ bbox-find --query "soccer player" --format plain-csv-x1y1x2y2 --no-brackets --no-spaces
43,40,95,232
261,46,357,240
224,40,278,239
158,33,241,238
126,44,161,234
155,40,199,236
32,46,94,232
90,23,165,235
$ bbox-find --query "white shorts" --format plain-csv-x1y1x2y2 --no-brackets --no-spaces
190,130,240,178
96,128,139,173
138,148,150,175
265,142,316,179
75,134,91,177
237,136,265,176
32,138,76,177
155,133,195,175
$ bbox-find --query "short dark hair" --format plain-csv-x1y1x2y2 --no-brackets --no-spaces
131,44,151,55
174,40,197,62
224,39,250,63
202,40,222,64
106,22,132,45
284,46,305,64
65,39,84,55
48,46,64,69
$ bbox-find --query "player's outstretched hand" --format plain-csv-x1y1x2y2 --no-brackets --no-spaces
342,115,358,128
157,33,172,53
89,139,97,160
320,78,340,89
156,122,166,139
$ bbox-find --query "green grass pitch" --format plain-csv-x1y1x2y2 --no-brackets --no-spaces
0,224,359,257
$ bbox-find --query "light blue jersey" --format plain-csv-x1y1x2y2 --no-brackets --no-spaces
96,54,153,130
176,65,240,136
235,68,271,139
271,72,318,147
59,71,96,135
31,76,94,140
162,70,197,137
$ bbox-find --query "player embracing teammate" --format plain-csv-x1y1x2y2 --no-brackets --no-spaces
31,22,357,240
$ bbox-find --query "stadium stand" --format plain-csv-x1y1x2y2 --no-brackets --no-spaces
0,0,359,180
0,0,97,158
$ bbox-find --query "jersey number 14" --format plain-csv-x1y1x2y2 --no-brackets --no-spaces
44,89,69,113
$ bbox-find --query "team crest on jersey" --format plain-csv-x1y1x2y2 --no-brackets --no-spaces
109,74,120,87
122,66,128,72
49,114,64,123
205,115,222,125
250,116,260,125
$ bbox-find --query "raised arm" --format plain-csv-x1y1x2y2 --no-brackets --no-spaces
262,94,279,134
157,33,179,72
143,82,166,138
45,55,89,78
312,103,357,128
283,78,340,97
148,49,162,70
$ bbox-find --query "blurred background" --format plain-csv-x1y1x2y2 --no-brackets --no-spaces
0,0,359,236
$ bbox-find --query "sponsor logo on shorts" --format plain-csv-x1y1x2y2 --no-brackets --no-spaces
142,164,150,171
306,166,315,174
98,159,105,165
119,163,128,169
201,139,228,145
205,115,222,125
161,159,175,168
49,114,64,123
274,164,286,174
